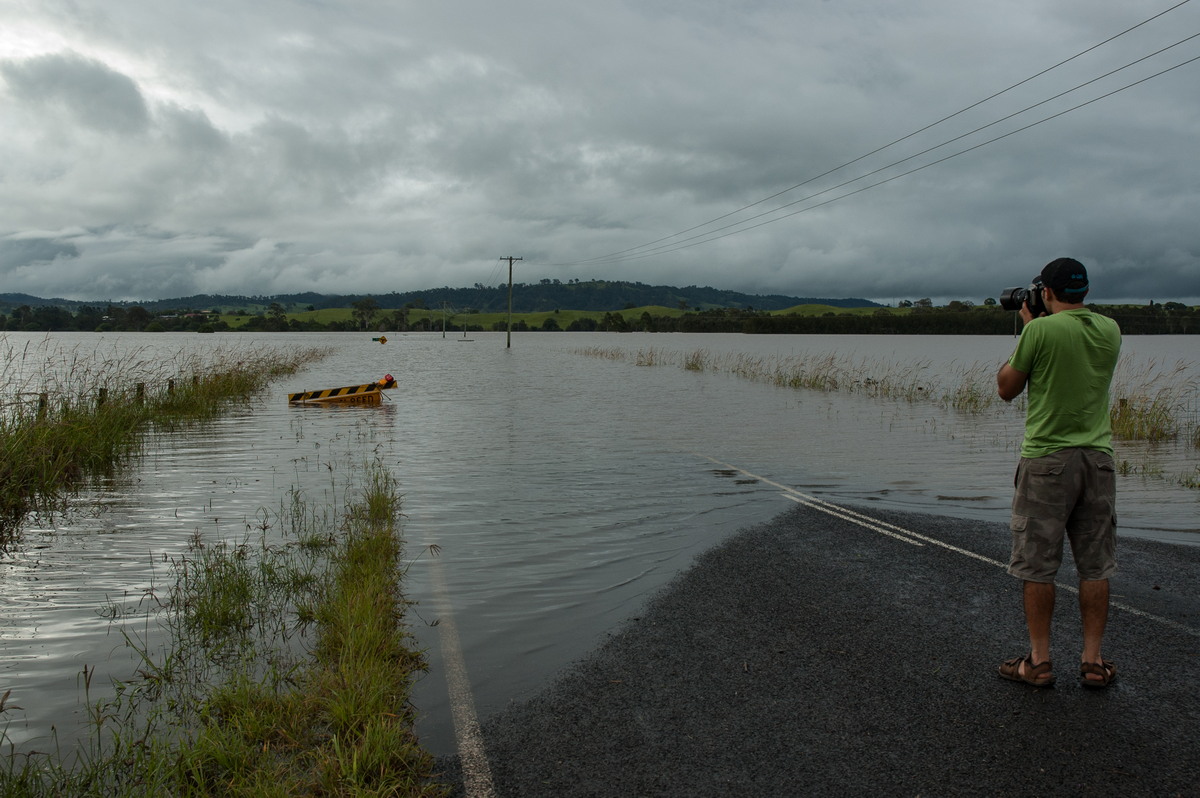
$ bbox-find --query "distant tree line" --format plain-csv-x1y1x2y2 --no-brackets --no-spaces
568,303,1199,335
0,304,170,333
577,303,1199,335
0,300,1196,335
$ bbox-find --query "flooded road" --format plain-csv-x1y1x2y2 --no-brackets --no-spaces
1,331,1197,758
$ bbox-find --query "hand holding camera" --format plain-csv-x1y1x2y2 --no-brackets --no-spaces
999,277,1048,319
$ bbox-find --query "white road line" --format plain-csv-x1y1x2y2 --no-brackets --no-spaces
783,494,924,546
429,557,497,798
703,455,1200,639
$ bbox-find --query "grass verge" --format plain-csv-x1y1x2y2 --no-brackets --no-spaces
1,464,446,796
0,339,332,544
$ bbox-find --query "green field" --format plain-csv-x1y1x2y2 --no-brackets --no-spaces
217,304,704,330
217,302,918,330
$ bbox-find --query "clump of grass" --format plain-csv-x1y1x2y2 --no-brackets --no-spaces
634,347,666,367
1,464,446,796
768,352,850,392
1110,396,1176,441
727,353,768,381
683,349,710,371
1114,457,1165,480
1178,468,1200,490
0,339,331,544
572,346,624,361
943,363,999,413
1109,359,1196,443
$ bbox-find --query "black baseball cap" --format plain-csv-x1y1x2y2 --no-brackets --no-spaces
1040,257,1089,295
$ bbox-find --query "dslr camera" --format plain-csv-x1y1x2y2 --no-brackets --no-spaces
999,277,1048,317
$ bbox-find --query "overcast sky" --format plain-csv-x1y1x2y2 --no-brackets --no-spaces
2,1,1198,305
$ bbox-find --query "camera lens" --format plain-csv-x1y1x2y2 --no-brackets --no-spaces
999,287,1026,312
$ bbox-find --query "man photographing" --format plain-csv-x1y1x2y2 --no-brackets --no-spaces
996,257,1122,688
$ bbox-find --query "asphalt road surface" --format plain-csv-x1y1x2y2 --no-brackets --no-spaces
437,500,1200,797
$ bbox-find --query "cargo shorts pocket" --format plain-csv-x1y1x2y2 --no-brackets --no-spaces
1013,457,1068,519
1008,514,1062,582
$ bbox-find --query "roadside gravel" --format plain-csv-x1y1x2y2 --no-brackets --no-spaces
438,503,1200,797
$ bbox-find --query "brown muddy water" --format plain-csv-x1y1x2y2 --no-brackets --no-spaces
1,331,1197,759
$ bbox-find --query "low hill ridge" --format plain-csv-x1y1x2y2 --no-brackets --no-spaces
1,280,879,314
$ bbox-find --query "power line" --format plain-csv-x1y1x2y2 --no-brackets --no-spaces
572,32,1200,265
591,51,1200,264
553,0,1194,268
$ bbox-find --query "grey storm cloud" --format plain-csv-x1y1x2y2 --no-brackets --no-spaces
0,236,80,268
1,51,149,135
1,0,1199,304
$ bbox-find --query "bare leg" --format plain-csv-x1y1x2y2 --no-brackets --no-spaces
1079,578,1109,681
1023,580,1055,677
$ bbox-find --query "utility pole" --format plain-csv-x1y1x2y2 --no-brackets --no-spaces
502,256,523,348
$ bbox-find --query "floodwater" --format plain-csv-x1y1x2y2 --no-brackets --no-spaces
1,331,1197,759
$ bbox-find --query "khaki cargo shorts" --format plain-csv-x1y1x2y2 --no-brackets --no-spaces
1008,447,1117,583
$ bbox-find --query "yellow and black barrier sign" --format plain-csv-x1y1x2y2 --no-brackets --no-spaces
288,378,397,405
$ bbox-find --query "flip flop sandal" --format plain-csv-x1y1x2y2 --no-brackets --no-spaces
1079,659,1116,689
998,654,1056,687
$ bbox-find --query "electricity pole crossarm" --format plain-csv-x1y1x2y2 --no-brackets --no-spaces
502,256,523,349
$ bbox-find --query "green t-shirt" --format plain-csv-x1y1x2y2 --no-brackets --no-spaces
1008,308,1121,459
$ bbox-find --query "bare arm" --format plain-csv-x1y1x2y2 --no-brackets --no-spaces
997,298,1039,402
997,363,1028,402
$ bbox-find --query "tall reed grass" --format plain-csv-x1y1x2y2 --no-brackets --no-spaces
571,345,1200,488
573,346,993,410
0,463,445,796
1108,359,1196,443
0,338,331,543
574,346,1199,440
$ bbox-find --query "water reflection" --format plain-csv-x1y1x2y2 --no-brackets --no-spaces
0,331,1196,759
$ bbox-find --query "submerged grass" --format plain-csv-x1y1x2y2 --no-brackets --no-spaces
1,464,446,796
573,346,990,410
0,338,332,544
571,344,1200,489
1108,359,1196,443
573,345,1200,443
